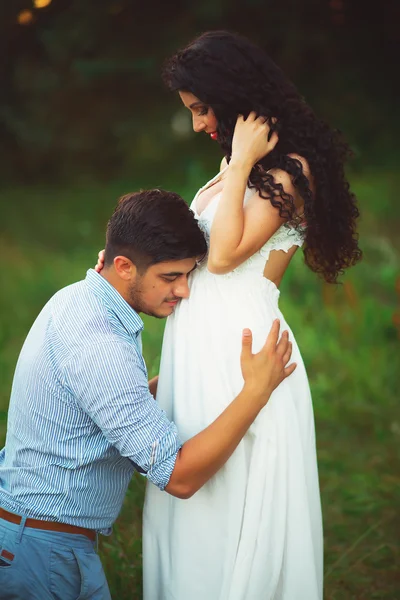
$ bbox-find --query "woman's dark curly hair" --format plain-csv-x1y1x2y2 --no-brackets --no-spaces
163,30,362,283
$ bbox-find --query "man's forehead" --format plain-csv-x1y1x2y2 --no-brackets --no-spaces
152,258,197,275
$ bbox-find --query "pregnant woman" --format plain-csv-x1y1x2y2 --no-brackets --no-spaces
97,30,361,600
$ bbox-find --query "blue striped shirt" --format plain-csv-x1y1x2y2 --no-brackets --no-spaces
0,269,182,532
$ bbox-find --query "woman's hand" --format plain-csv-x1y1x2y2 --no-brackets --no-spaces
94,249,105,273
231,112,278,169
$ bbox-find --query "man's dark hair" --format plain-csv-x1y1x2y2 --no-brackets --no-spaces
104,189,207,271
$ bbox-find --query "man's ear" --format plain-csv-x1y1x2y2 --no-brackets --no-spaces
113,256,137,281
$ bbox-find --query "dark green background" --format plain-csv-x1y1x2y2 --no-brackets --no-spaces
0,1,399,598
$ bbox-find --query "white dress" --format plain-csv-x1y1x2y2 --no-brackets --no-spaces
142,166,323,600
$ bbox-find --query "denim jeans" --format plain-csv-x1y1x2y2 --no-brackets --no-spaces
0,517,112,599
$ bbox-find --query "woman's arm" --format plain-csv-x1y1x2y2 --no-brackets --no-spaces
148,375,159,398
208,114,306,275
208,162,284,274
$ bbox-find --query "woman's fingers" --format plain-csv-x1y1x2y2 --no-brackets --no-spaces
267,130,279,147
239,113,278,126
246,111,257,122
232,111,278,165
94,249,105,273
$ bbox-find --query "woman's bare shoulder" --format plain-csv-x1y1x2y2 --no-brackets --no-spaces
287,153,311,178
264,153,313,209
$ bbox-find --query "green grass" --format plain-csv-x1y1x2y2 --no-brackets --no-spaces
0,167,399,599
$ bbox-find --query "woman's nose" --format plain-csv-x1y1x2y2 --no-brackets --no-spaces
193,115,206,133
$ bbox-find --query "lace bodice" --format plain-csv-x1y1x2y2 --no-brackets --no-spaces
191,166,305,276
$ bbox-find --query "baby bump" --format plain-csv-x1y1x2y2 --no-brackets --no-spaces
160,277,296,441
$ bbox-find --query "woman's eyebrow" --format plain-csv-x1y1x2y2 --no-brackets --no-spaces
189,101,205,109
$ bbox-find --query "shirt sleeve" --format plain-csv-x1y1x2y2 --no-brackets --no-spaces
64,339,182,490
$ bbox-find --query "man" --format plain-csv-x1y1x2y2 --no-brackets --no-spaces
0,189,295,599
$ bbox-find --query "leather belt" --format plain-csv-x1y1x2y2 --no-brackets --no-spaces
0,508,96,542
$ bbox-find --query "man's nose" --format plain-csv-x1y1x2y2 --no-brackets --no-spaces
173,279,190,299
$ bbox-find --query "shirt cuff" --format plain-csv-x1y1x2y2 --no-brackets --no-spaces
146,421,182,490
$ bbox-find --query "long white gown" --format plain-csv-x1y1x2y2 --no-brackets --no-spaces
142,166,323,600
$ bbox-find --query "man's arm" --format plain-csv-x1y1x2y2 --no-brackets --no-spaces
66,321,295,499
166,322,295,498
66,342,181,491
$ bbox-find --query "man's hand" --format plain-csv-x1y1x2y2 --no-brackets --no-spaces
167,320,296,499
240,320,296,406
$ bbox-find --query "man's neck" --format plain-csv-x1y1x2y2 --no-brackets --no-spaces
100,268,132,308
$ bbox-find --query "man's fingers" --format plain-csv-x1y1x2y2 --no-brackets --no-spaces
282,342,293,366
283,362,297,378
241,328,253,359
263,319,280,352
276,330,289,357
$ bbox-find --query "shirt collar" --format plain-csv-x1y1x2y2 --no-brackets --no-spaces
85,269,144,337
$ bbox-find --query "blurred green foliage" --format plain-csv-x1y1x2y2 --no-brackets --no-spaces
0,0,399,181
0,1,399,598
0,166,399,599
